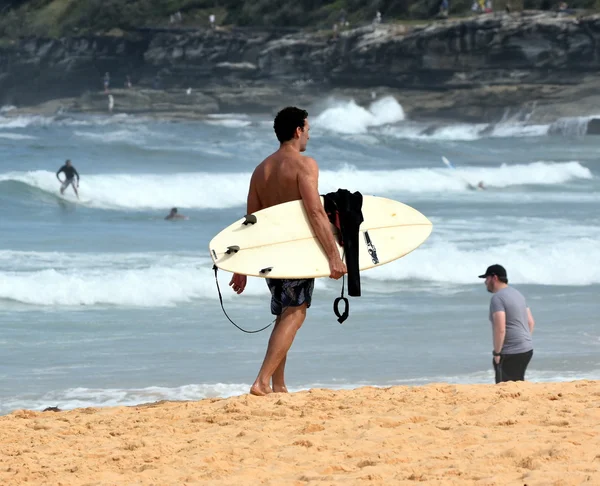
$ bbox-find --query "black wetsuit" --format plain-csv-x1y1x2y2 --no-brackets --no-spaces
323,189,364,297
57,165,79,181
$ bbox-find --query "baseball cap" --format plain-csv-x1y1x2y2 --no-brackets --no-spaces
478,264,507,279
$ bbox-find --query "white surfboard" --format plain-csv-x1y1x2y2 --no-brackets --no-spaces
209,195,432,279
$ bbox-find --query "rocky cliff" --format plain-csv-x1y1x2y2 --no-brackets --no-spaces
3,12,600,121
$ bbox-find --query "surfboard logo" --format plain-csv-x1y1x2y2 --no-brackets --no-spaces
364,231,379,264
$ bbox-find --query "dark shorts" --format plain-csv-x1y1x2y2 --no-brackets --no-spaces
61,178,75,190
493,349,533,384
266,278,314,316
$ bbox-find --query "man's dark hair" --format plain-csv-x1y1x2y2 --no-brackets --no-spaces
273,107,308,143
499,276,508,284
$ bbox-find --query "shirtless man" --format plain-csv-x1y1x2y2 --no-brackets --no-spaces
229,106,347,396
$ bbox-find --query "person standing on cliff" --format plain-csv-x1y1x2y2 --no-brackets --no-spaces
103,72,110,93
479,264,535,384
440,0,449,16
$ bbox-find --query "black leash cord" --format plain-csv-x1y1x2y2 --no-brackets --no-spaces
212,265,274,334
333,249,349,324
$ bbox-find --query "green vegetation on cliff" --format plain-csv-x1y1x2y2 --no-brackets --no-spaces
0,0,596,39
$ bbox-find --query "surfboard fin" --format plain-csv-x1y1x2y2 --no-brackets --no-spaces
243,214,257,225
225,245,240,254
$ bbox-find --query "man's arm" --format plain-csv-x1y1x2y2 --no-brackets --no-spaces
298,158,346,280
230,172,262,294
246,172,262,214
527,308,535,335
74,168,80,181
56,166,64,181
492,311,506,354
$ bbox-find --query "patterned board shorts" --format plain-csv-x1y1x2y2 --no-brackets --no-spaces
266,278,315,316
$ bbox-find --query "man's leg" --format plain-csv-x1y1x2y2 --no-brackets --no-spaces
72,181,79,199
493,358,503,384
250,303,307,396
496,351,533,382
514,350,533,381
272,353,287,393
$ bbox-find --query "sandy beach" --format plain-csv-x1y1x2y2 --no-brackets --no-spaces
1,381,599,485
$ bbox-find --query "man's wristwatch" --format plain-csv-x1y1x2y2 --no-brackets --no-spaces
493,351,502,357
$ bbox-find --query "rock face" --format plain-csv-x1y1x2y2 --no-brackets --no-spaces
3,12,600,119
0,36,148,105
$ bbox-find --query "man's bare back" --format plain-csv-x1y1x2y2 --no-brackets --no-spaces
249,149,311,211
234,115,345,287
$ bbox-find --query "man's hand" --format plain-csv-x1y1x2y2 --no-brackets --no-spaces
329,257,347,280
494,355,501,365
229,273,247,294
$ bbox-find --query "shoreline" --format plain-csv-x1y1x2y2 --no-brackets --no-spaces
4,80,600,126
2,380,599,485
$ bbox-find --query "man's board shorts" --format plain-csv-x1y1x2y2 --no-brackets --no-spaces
61,178,76,191
266,278,314,316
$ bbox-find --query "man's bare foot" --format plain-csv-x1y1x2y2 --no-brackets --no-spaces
272,384,288,393
250,382,273,396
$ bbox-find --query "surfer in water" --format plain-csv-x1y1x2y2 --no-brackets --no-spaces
229,106,347,396
164,207,187,220
467,181,486,191
56,159,80,199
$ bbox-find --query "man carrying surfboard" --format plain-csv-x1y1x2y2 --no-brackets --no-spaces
229,106,347,396
56,159,80,199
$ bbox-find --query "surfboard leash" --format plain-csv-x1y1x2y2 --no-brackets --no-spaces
333,249,350,324
333,273,349,324
212,265,275,334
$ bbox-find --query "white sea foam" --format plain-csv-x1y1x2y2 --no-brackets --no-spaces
0,383,250,414
0,161,591,210
204,113,253,128
0,252,271,307
0,115,53,128
3,368,599,415
314,96,405,134
548,115,598,137
364,237,600,286
0,113,145,129
0,170,252,209
0,217,597,310
0,133,36,140
74,127,154,144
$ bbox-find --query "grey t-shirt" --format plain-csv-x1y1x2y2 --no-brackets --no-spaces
489,286,533,354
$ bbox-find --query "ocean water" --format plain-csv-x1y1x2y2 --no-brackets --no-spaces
1,97,598,414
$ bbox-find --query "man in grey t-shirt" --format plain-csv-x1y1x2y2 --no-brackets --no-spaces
479,264,535,383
